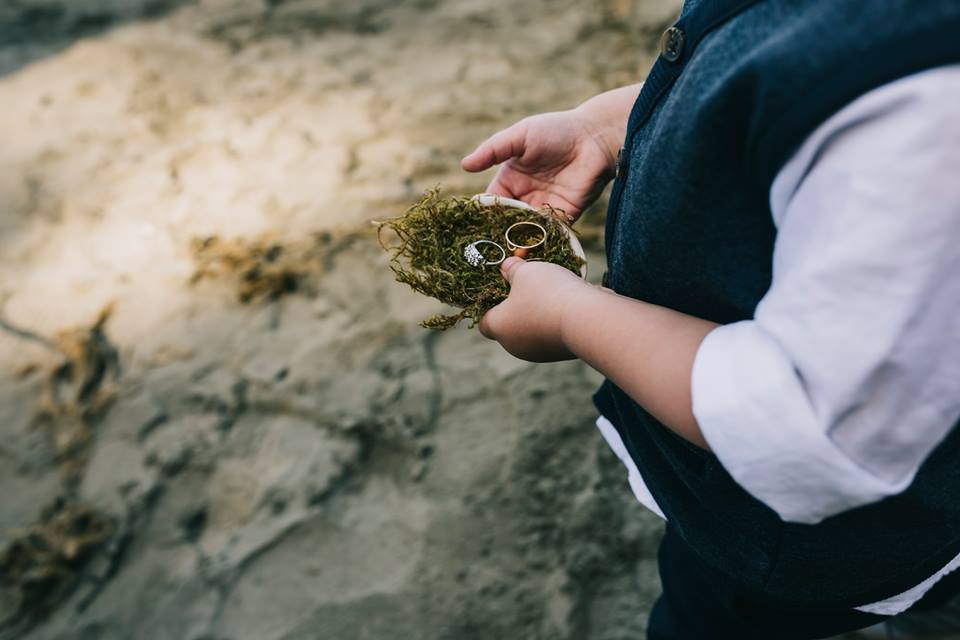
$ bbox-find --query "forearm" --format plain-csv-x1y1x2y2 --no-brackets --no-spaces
574,83,643,169
562,285,717,449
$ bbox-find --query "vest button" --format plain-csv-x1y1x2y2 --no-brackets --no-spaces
660,26,686,63
615,146,626,178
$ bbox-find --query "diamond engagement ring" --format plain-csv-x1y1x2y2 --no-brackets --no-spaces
464,240,507,267
504,221,547,251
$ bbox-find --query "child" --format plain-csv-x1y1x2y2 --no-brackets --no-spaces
462,2,960,638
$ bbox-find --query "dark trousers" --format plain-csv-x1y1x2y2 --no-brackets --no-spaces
648,526,960,640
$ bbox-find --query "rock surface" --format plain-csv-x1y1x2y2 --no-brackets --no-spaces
0,1,690,639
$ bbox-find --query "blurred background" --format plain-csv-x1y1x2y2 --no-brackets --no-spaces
0,1,687,638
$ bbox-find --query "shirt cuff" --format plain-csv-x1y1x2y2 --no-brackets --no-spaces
691,321,913,524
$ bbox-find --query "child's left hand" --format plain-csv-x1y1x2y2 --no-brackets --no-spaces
478,257,591,362
482,256,714,449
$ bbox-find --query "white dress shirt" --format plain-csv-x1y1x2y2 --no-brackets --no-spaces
597,63,960,616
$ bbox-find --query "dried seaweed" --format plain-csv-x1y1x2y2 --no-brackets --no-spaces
35,305,121,485
189,233,343,303
0,502,113,626
377,189,584,330
0,307,120,631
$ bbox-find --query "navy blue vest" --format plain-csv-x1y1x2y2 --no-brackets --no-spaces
595,0,960,607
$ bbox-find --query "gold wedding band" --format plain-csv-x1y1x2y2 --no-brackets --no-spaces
504,221,547,251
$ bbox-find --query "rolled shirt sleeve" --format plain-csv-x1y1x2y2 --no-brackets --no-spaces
692,64,960,524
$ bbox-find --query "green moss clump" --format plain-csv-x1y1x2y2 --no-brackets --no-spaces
377,189,584,330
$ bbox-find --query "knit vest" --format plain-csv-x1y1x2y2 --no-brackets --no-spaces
595,0,960,608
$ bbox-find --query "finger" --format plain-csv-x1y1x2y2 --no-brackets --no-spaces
478,307,498,340
461,121,528,172
500,256,524,283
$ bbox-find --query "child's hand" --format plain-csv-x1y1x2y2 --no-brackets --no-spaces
482,256,715,449
461,84,641,221
461,110,616,222
479,257,590,362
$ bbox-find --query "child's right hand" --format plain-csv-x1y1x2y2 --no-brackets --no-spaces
460,109,619,222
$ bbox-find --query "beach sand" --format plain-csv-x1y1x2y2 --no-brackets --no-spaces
3,2,857,639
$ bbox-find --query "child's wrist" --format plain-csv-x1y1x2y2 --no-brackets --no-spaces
558,282,605,357
574,84,642,166
572,105,621,170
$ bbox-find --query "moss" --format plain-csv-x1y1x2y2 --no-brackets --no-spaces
377,189,584,330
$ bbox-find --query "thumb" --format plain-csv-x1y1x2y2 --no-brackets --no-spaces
500,256,525,283
461,120,528,172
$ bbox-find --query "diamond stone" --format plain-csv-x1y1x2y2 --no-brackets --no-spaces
464,244,483,267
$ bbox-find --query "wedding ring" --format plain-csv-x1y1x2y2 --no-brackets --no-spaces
504,221,547,251
464,240,506,267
